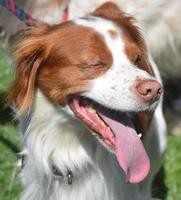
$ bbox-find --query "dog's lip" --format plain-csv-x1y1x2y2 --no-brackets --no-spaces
68,96,116,149
68,96,150,183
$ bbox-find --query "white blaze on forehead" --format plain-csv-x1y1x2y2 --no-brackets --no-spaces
75,16,128,66
74,16,154,112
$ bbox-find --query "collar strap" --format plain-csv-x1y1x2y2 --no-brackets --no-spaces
19,153,73,185
52,165,73,185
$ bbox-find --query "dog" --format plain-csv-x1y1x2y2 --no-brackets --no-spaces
8,2,167,200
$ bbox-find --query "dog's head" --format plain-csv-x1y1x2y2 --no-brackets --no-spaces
9,3,163,183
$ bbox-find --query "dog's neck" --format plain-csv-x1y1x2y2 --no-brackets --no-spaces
20,90,147,200
24,90,94,173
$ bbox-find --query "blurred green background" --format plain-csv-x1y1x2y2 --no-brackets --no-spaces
0,48,21,200
0,47,181,200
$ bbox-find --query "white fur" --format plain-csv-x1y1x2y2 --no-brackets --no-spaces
18,16,167,200
75,17,156,112
20,89,166,200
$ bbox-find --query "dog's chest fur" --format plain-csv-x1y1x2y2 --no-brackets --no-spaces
20,91,149,200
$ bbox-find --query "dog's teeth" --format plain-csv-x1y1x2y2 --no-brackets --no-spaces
101,121,105,126
87,106,96,114
107,127,111,131
138,133,142,138
95,113,99,117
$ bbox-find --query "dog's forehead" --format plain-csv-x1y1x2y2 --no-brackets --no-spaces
75,16,118,34
74,16,131,66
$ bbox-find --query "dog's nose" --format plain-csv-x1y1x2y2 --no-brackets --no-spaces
135,80,163,103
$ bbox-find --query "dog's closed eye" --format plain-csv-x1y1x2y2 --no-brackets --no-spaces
87,62,107,67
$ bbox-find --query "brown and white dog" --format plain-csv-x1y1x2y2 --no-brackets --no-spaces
8,2,167,200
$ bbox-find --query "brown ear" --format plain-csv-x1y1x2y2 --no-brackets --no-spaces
92,2,145,51
93,2,124,20
8,23,51,115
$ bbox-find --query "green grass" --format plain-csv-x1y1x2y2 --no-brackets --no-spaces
0,125,21,200
0,48,21,200
152,135,181,200
164,135,181,200
0,48,181,200
0,49,14,91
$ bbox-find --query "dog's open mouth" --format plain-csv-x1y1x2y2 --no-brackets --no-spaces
69,96,150,184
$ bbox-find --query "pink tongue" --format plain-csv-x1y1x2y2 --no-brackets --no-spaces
99,113,150,183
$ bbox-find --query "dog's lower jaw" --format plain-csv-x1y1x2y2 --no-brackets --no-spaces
20,90,165,200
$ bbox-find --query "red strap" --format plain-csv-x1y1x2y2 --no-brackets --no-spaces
8,0,16,14
26,15,33,26
63,7,69,21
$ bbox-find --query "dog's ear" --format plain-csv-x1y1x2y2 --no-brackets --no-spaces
92,2,154,76
92,2,144,49
8,23,52,115
92,2,124,20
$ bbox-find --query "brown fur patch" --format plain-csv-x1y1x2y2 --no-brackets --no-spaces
123,33,154,76
8,22,112,113
93,2,145,50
